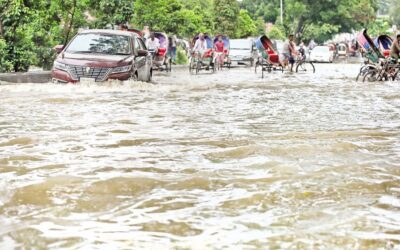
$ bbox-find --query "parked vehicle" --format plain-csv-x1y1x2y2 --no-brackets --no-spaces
52,29,152,83
337,43,348,57
254,35,283,78
356,29,386,82
309,46,334,63
213,34,231,69
374,35,393,58
229,39,257,66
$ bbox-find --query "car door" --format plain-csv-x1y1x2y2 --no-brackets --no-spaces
137,38,152,81
133,37,147,81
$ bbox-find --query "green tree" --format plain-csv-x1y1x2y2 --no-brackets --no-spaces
0,39,13,72
89,0,134,28
369,17,391,37
214,0,240,38
268,25,285,40
236,10,257,38
178,0,215,36
133,0,186,34
389,0,400,27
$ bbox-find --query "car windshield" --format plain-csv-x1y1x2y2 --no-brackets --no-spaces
230,40,250,50
66,33,131,55
313,47,329,52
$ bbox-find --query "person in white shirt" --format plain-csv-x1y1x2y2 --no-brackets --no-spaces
146,33,160,52
193,33,208,55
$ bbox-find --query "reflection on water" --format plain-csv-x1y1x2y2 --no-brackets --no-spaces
0,64,400,249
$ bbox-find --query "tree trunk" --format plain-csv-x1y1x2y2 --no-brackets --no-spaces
295,17,304,43
63,0,77,45
0,19,3,37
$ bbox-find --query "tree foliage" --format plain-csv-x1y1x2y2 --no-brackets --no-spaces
214,0,240,38
0,0,385,72
236,10,257,38
240,0,379,42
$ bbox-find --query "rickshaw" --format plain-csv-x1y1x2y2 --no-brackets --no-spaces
356,29,386,82
213,35,231,70
374,35,393,58
254,35,283,78
189,34,215,74
337,43,348,57
128,28,143,37
151,32,172,72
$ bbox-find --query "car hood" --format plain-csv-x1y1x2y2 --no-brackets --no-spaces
229,49,252,58
57,52,134,68
310,52,331,57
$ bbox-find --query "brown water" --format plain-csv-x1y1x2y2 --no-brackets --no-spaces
0,64,400,249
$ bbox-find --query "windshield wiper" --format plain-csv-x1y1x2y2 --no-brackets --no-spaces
70,51,96,54
113,52,131,56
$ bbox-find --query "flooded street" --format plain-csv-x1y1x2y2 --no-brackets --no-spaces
0,64,400,249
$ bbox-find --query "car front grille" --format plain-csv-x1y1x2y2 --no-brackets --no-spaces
67,65,111,81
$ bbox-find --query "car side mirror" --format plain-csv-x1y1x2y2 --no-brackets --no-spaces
53,45,64,54
137,49,148,57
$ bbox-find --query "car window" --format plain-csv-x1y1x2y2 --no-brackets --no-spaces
134,38,140,51
314,47,329,52
66,33,131,55
137,38,146,50
231,40,250,50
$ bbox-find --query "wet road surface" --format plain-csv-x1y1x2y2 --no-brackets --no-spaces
0,64,400,249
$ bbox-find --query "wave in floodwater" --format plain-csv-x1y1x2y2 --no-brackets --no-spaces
0,64,400,249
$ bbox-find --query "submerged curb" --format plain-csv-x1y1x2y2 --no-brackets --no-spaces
0,65,189,84
0,71,51,84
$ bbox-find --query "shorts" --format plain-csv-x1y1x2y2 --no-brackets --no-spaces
280,53,294,64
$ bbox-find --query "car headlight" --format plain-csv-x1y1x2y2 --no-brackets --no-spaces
111,65,132,73
53,61,67,71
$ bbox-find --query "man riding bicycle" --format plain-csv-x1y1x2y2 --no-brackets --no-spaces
390,34,400,63
146,33,160,58
281,34,297,68
193,33,208,55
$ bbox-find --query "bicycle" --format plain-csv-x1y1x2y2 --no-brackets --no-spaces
291,53,315,73
362,58,400,82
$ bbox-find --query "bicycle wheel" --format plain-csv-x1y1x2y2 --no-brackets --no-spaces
196,61,201,74
255,60,260,74
261,66,265,79
296,62,315,73
189,59,194,75
212,61,217,73
363,70,378,82
167,58,172,72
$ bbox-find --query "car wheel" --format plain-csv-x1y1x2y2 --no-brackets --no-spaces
147,69,152,82
129,70,138,81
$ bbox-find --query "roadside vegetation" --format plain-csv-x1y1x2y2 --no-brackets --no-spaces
0,0,395,72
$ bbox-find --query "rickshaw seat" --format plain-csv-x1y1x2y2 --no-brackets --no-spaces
203,49,213,58
383,50,390,58
269,54,280,63
158,48,167,56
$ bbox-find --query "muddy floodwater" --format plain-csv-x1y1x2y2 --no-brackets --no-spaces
0,64,399,249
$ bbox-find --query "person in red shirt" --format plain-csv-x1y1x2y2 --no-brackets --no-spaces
214,36,226,67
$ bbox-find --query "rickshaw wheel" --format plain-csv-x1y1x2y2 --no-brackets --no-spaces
195,61,201,74
167,58,172,72
189,59,196,75
255,61,260,74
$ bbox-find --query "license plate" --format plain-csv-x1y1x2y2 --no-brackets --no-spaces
80,77,96,82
